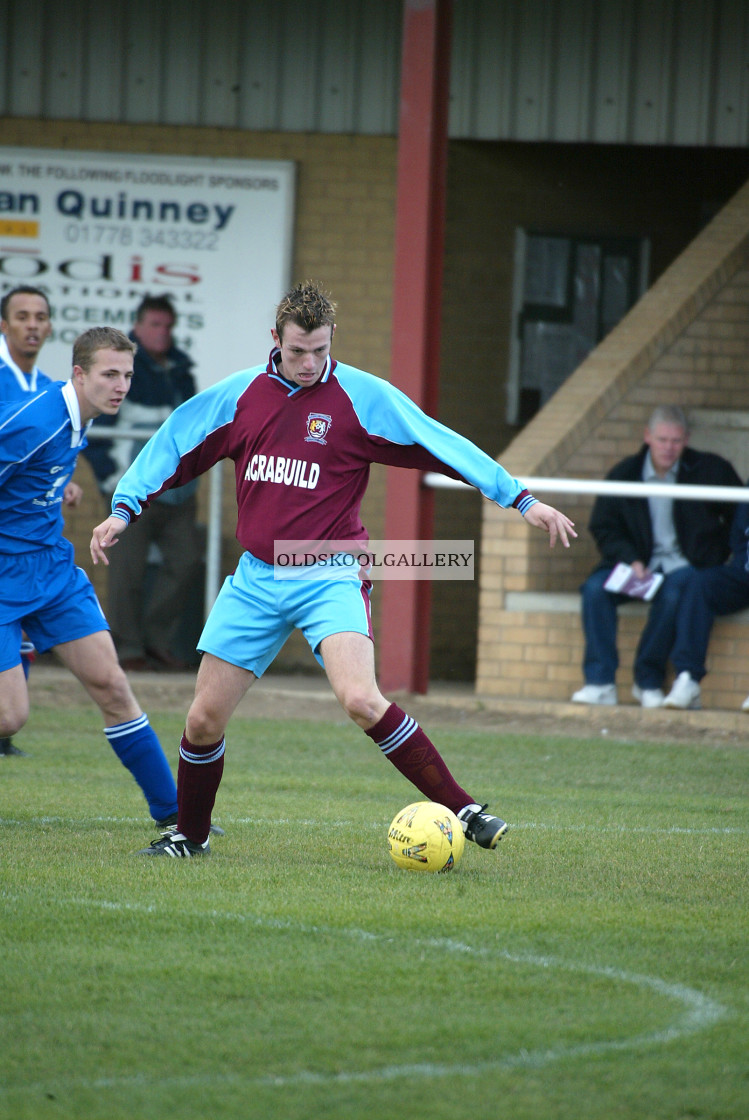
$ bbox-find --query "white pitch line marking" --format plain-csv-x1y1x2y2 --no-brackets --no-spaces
0,890,730,1095
0,814,745,836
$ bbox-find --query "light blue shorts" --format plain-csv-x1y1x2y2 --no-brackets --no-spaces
198,550,373,676
0,539,109,672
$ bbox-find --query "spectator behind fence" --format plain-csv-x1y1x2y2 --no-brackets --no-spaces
661,495,749,710
571,405,742,708
0,286,82,756
83,295,204,672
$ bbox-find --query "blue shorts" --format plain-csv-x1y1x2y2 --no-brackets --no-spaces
0,539,109,672
198,550,373,676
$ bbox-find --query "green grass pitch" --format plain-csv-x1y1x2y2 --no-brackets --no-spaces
1,706,747,1120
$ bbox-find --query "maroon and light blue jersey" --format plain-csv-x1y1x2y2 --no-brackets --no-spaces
112,350,535,563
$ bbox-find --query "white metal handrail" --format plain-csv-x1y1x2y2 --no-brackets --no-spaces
423,472,749,503
80,431,749,624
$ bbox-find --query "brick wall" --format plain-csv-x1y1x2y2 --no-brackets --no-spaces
431,141,749,680
476,178,749,709
478,601,749,709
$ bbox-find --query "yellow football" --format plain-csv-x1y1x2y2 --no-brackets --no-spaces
387,801,465,873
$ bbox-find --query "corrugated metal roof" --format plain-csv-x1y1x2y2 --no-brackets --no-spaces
450,0,749,145
1,0,748,145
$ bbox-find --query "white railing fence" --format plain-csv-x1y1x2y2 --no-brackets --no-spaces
423,472,749,503
84,426,749,625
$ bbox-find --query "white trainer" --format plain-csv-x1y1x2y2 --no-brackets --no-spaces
571,683,618,706
741,695,749,712
662,671,702,710
632,685,665,708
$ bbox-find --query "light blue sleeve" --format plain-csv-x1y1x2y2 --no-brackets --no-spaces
111,367,262,520
335,364,533,510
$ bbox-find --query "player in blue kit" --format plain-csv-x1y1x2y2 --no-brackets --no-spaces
0,325,179,826
91,282,577,858
0,285,84,756
0,285,56,399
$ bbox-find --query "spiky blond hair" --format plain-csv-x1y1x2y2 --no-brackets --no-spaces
275,281,337,339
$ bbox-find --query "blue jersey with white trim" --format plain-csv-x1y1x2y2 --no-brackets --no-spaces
113,351,534,564
0,354,54,400
0,382,85,553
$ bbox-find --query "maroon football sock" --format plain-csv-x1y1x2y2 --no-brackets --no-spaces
365,703,472,814
177,733,225,844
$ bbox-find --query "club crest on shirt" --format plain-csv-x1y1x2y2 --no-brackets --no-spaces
305,412,332,444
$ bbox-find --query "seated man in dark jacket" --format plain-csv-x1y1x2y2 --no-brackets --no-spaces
661,496,749,710
571,405,742,707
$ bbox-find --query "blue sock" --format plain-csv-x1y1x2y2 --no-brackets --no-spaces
104,714,178,822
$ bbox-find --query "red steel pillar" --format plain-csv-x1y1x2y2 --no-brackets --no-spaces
378,0,453,694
